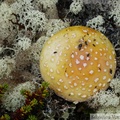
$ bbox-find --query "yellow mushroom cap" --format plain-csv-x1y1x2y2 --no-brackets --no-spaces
40,26,116,102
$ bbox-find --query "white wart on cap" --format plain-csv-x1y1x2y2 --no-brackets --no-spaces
40,26,116,102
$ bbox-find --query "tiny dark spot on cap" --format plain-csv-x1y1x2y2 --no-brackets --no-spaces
95,86,97,88
109,69,112,74
87,53,90,57
78,44,82,50
85,41,88,45
93,39,96,41
93,44,96,47
53,51,57,54
98,67,101,71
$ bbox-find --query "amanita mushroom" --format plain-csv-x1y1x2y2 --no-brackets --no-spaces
40,26,116,102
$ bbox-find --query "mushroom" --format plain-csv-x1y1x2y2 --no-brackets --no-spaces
40,26,116,102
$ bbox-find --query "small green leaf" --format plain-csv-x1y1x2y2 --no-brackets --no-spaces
22,105,32,114
41,82,49,88
0,114,10,120
30,98,38,106
27,115,37,120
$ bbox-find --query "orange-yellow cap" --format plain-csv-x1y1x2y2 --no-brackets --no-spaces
40,26,116,102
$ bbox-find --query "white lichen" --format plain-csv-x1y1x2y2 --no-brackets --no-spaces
86,15,106,33
110,78,120,94
108,0,120,26
0,2,15,40
34,0,58,18
0,57,15,79
88,90,119,108
18,10,48,34
2,81,36,112
97,105,120,114
10,0,34,15
46,19,69,37
14,36,32,51
69,0,83,15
